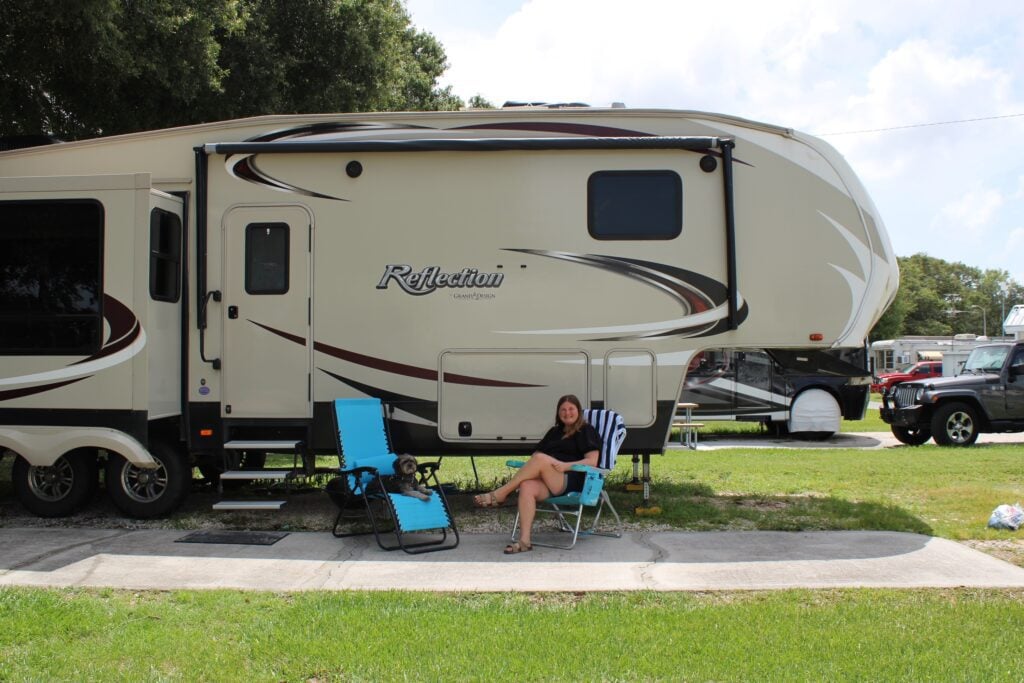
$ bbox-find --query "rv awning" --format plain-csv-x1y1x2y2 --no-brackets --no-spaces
204,136,724,155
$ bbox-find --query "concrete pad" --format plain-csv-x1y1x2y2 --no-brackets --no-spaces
2,528,1023,592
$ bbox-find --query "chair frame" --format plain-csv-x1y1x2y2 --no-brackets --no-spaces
509,408,626,549
330,399,459,554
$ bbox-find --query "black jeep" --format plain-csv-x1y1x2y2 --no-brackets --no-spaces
880,342,1024,446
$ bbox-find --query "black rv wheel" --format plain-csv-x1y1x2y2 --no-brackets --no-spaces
891,425,932,446
105,443,188,518
12,452,93,517
930,402,979,447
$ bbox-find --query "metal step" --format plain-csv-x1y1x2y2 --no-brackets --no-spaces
212,500,287,511
219,470,291,481
223,439,302,451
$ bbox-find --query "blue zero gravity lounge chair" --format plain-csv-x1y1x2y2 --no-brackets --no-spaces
329,398,459,554
508,408,626,549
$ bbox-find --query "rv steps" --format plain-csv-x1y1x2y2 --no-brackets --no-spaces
215,436,312,511
223,439,303,451
212,500,287,511
220,470,291,481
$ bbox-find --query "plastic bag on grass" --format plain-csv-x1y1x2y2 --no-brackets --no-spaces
987,503,1024,530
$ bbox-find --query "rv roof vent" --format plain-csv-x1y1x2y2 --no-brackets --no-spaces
0,135,62,151
611,102,627,108
501,101,591,109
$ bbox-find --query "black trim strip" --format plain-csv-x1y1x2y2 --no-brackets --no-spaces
206,136,722,155
721,139,739,330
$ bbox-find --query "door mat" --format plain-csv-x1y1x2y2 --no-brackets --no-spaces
175,530,289,546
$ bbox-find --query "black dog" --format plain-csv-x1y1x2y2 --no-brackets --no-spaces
389,454,433,501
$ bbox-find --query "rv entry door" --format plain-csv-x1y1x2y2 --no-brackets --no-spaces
222,205,312,418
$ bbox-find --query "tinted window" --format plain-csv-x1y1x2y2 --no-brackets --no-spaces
149,208,181,302
0,201,103,354
588,171,682,239
245,223,289,294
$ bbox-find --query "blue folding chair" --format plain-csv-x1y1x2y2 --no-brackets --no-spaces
508,408,625,549
329,398,458,554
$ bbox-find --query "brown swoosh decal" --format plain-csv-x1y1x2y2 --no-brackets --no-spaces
71,294,141,366
0,377,90,402
248,320,542,388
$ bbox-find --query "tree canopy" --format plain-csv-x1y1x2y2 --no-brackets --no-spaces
871,253,1024,341
0,0,461,139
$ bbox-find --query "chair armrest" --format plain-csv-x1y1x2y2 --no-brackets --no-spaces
339,465,380,477
507,461,606,474
416,461,440,475
569,464,607,474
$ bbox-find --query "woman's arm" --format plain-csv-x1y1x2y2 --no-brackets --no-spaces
578,449,599,468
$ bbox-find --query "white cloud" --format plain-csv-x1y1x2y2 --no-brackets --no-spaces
407,0,1024,280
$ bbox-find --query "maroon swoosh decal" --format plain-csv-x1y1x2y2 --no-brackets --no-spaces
0,377,90,402
248,320,542,388
454,121,655,138
71,294,141,366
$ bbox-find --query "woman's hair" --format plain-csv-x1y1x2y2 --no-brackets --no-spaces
555,394,586,437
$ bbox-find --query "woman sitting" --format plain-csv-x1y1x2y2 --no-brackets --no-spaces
473,394,601,554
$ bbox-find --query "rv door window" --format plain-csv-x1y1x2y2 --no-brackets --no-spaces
244,222,290,294
587,170,682,240
0,200,103,354
149,208,181,302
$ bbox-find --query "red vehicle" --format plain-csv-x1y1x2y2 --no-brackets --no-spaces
871,360,943,393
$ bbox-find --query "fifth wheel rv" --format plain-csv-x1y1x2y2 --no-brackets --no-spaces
0,107,899,517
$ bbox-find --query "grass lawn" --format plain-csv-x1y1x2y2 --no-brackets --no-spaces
437,444,1024,542
2,587,1023,681
3,406,1024,681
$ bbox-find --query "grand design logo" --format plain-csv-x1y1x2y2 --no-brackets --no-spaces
376,265,504,296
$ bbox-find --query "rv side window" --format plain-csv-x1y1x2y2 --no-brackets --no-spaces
0,200,103,354
149,208,181,302
245,222,289,294
587,171,682,240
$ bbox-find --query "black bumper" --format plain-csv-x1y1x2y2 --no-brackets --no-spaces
880,405,926,428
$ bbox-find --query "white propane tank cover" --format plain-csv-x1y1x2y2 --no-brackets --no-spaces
788,388,840,433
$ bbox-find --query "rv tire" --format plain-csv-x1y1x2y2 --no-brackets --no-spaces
105,443,188,518
12,452,94,517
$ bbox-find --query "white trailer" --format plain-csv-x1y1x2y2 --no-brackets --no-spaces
0,107,898,516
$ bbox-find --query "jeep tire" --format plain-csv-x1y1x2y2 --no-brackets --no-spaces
930,402,979,446
891,425,932,446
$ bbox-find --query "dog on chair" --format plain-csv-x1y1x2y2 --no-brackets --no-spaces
388,454,433,501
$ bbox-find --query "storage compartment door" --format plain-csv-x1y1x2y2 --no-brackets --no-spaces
605,350,655,426
439,350,588,441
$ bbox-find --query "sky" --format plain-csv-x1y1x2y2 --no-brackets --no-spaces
404,0,1024,286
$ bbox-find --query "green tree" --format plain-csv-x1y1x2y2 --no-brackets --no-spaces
870,253,1024,340
467,94,496,109
0,0,460,139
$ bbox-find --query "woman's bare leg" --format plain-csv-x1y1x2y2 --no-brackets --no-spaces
491,452,564,503
515,479,552,547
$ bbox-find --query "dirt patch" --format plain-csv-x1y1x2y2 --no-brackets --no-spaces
962,539,1024,568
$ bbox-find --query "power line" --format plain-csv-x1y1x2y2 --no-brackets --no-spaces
816,112,1024,136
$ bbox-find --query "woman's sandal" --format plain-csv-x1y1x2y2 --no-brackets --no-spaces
473,492,502,508
503,541,533,554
